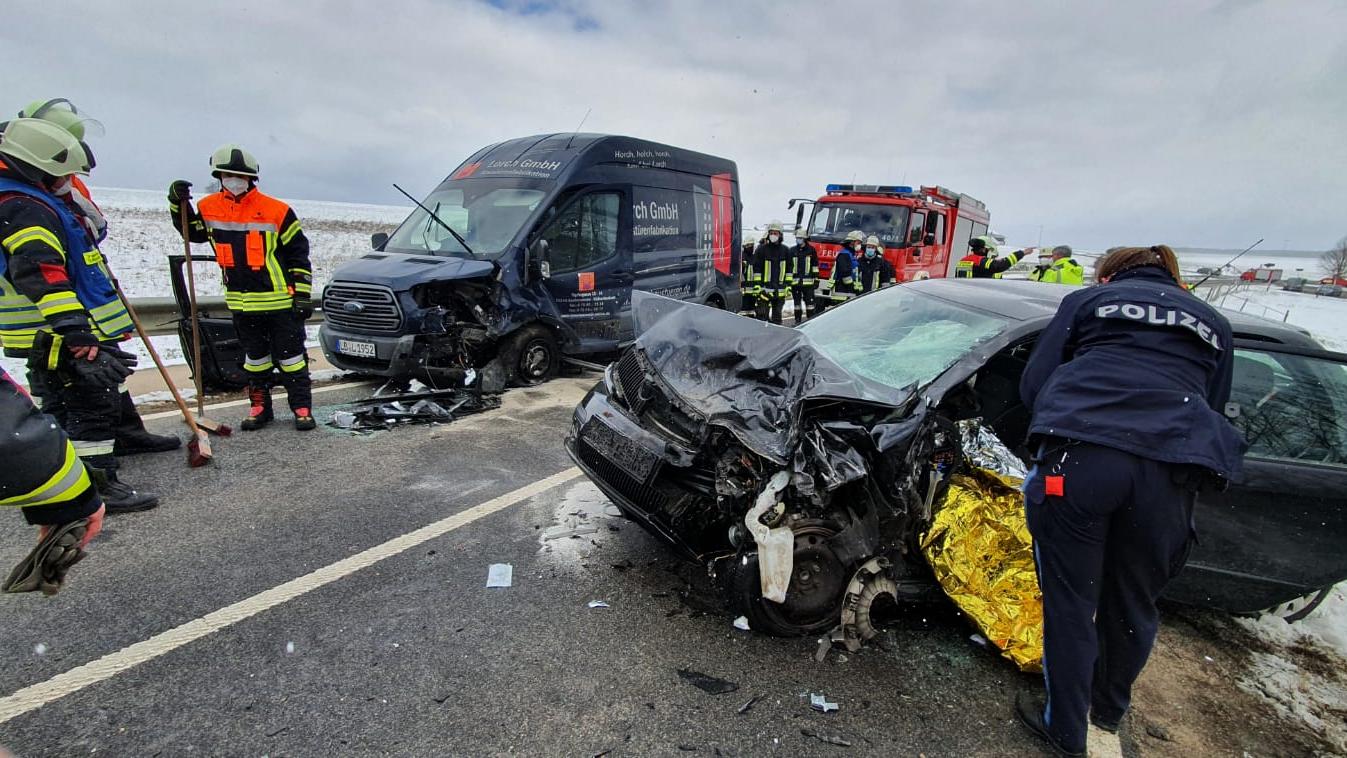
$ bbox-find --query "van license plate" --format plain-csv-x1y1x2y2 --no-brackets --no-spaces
336,339,376,358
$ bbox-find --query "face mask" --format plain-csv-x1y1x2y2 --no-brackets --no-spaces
864,247,877,258
49,177,73,196
768,233,781,243
221,176,251,196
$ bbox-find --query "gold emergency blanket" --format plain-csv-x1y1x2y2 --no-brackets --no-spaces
920,466,1043,672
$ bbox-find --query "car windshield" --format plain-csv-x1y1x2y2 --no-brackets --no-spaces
808,202,910,247
798,287,1009,390
384,179,549,259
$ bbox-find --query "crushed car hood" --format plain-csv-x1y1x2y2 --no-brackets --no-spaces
330,252,496,291
630,292,912,462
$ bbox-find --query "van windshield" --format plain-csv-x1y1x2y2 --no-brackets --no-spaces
808,202,910,248
384,179,550,259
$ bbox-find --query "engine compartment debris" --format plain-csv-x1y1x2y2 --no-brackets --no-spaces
328,385,501,432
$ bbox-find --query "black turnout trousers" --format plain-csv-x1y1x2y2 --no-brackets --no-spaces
233,310,312,410
1023,438,1195,753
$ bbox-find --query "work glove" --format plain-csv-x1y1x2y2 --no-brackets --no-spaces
168,179,193,204
60,332,137,389
292,293,314,320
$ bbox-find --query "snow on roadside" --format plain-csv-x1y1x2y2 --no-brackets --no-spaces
1204,284,1347,352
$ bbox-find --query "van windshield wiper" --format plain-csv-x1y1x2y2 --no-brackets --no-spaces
393,183,474,256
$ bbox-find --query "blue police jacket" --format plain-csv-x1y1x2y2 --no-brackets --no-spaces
1019,265,1246,478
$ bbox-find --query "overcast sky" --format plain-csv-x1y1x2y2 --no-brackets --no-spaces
5,0,1344,250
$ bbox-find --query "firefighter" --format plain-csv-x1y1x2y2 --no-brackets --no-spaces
748,221,793,325
956,235,1032,278
168,145,316,431
11,99,181,456
739,238,759,314
1036,245,1085,285
2,366,105,595
855,235,895,293
0,119,158,513
790,227,819,322
818,230,864,310
1015,245,1244,756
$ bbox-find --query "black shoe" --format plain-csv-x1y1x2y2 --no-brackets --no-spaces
240,407,274,431
1090,713,1121,734
114,429,182,456
97,479,159,514
1015,692,1085,757
293,408,316,432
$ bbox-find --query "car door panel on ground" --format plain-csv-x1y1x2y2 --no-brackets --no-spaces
538,188,631,349
1167,341,1347,612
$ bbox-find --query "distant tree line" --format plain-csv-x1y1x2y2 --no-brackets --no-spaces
1324,236,1347,282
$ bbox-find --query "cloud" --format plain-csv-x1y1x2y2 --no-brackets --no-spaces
3,0,1343,250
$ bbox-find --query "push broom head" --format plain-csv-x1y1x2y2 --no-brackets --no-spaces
187,429,213,467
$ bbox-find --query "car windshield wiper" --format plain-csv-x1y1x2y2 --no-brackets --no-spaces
394,183,474,257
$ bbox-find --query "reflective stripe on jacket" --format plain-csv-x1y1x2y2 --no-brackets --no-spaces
172,189,311,313
0,177,131,351
0,368,95,516
747,241,794,298
955,250,1023,279
792,243,819,286
1040,257,1084,285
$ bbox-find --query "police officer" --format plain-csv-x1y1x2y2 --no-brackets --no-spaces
956,235,1032,278
855,235,895,293
168,145,316,431
1014,245,1244,756
790,227,819,322
10,99,181,457
2,366,104,595
1036,245,1085,285
748,221,793,325
0,119,158,513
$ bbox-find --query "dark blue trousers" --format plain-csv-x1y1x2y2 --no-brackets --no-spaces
1024,439,1195,752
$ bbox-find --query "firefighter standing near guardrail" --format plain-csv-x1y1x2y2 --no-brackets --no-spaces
748,221,793,325
956,235,1033,278
0,119,159,514
790,227,819,321
11,98,182,457
168,145,316,431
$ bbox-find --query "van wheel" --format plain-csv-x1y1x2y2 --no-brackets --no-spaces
705,294,726,310
505,326,559,387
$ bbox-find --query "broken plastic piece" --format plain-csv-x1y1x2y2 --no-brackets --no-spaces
800,728,851,747
543,524,601,541
733,616,750,631
587,600,610,609
330,410,356,429
486,563,513,588
744,471,793,604
676,668,739,695
809,693,839,713
736,693,764,714
969,633,988,647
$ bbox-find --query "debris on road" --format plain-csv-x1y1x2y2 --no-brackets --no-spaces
809,693,839,713
677,668,739,695
736,693,765,714
328,386,501,432
543,524,600,541
800,728,851,747
587,600,610,609
486,563,513,588
732,616,750,631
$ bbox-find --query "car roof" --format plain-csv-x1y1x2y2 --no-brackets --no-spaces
907,278,1321,348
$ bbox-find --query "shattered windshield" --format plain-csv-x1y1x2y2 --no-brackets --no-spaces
798,287,1008,390
808,202,910,247
384,179,549,259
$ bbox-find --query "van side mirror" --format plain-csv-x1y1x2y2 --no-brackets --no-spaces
528,239,551,281
371,232,389,250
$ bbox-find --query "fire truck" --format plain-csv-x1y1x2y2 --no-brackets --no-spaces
788,183,992,282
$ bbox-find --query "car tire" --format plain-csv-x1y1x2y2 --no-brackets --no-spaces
505,325,560,387
705,294,726,310
730,520,850,637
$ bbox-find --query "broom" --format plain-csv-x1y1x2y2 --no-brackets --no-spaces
108,273,211,467
177,203,231,437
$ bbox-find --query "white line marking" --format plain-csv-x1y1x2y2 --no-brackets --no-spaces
0,467,582,725
137,381,368,421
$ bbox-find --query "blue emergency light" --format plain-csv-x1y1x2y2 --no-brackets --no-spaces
826,184,914,194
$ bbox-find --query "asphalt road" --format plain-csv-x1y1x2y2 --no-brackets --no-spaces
0,376,1056,757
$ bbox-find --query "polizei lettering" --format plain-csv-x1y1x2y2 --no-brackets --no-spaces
1095,303,1223,350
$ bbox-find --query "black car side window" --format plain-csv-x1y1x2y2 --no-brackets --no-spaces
1230,349,1347,466
540,191,620,274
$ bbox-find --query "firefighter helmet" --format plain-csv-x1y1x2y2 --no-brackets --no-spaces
844,230,865,242
865,235,881,248
767,221,784,233
0,118,92,179
210,144,260,177
17,98,103,140
970,235,997,254
795,226,809,240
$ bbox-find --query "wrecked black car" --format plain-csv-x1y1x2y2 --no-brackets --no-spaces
566,281,1347,635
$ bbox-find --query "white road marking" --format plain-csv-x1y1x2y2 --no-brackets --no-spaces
137,381,368,421
0,467,582,725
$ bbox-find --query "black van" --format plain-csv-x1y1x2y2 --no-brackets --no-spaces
319,134,742,386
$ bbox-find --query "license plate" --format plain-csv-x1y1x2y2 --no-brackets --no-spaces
582,417,659,481
336,339,377,358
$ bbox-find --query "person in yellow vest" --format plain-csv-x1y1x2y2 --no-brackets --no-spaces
1037,245,1085,285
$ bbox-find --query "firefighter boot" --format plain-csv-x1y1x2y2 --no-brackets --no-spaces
114,391,182,455
293,407,316,432
86,460,159,514
241,387,274,431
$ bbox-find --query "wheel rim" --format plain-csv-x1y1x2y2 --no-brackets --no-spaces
755,523,847,633
520,339,552,379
